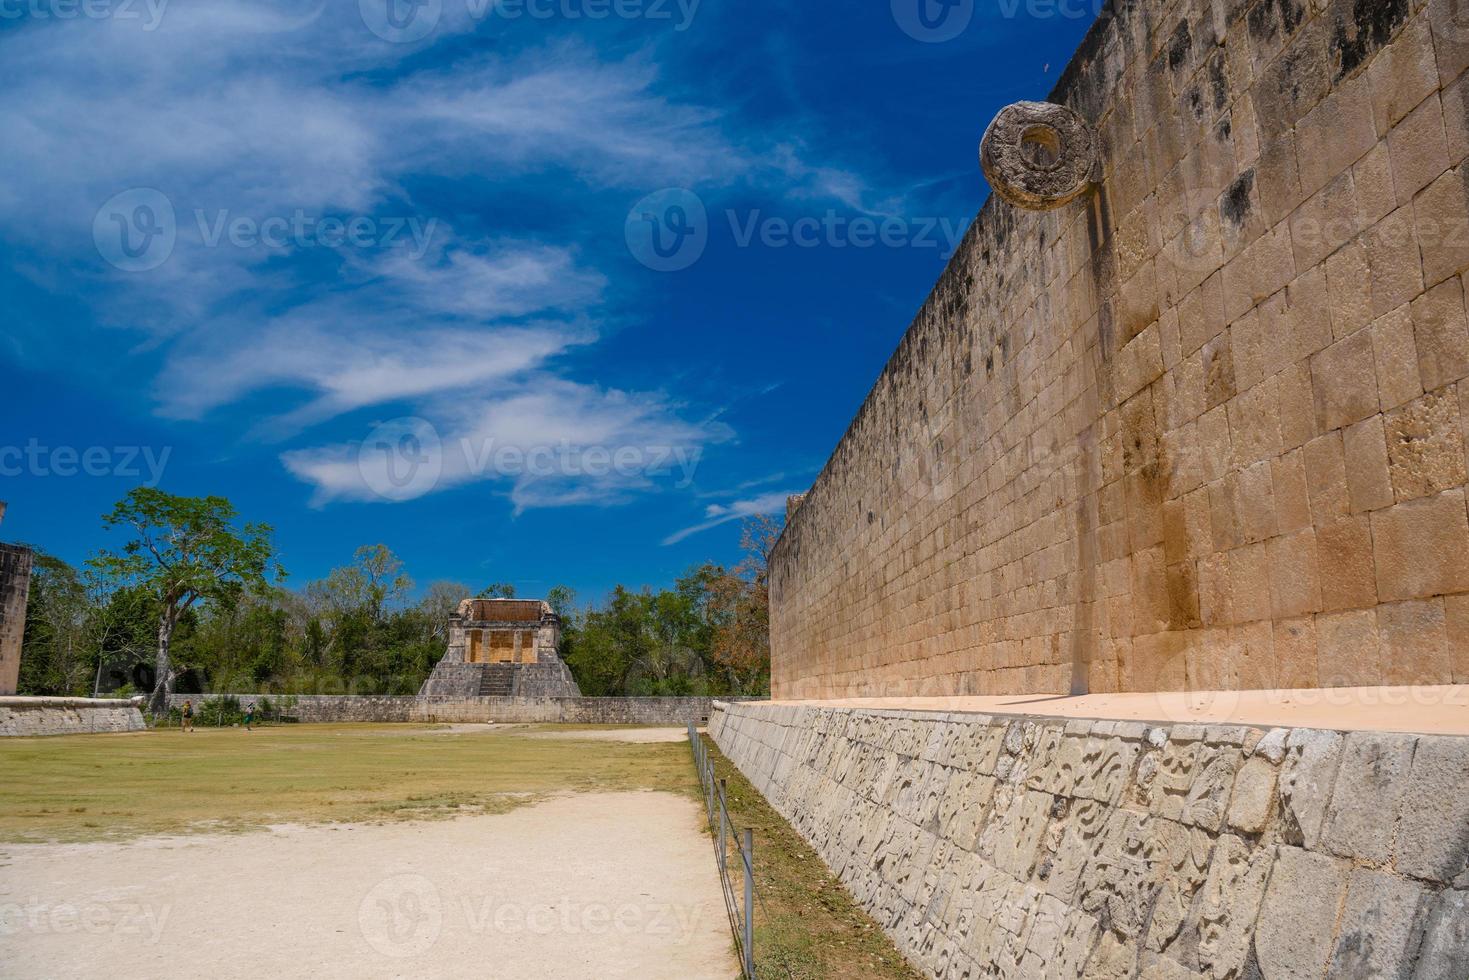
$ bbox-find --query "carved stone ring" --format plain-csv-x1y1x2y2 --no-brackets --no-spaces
980,101,1097,211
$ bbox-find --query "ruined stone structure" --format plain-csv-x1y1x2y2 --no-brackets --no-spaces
419,598,581,698
0,696,146,737
164,693,748,726
0,502,33,696
711,700,1469,978
772,0,1469,699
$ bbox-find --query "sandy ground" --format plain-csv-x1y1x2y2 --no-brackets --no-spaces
420,725,691,743
0,792,737,980
780,684,1469,735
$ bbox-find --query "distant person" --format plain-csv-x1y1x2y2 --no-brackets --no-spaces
181,699,194,733
244,702,256,732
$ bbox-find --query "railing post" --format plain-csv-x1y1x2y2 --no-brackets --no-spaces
718,779,728,871
743,828,754,978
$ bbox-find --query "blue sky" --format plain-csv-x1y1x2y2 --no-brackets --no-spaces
0,0,1094,603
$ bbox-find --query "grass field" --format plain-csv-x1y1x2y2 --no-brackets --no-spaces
0,723,920,979
0,723,695,843
699,735,924,980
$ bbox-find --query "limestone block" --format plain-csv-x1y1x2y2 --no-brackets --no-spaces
1395,735,1469,882
1410,275,1469,391
980,787,1052,880
1278,729,1345,848
1326,239,1374,340
1313,515,1379,613
1377,598,1452,685
1416,167,1469,287
1370,489,1469,600
1412,887,1469,980
1328,869,1428,978
1313,328,1382,432
1043,799,1109,904
937,770,997,853
1077,809,1154,944
1226,754,1277,834
1304,430,1351,521
1194,835,1273,980
1143,822,1213,957
1383,388,1468,502
1390,92,1451,207
1344,414,1397,512
1254,847,1349,980
1184,748,1243,832
1252,728,1290,764
1075,736,1141,805
1321,731,1417,862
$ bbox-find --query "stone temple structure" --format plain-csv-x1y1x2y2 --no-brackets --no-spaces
0,502,33,696
419,598,581,698
708,1,1469,977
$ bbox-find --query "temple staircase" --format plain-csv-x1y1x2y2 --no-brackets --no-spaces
477,663,515,697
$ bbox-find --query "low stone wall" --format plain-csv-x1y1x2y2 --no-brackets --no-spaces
709,700,1469,979
165,694,751,727
0,697,146,737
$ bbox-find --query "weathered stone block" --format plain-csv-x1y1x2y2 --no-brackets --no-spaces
1411,275,1469,390
1384,388,1468,501
1412,887,1469,979
1314,329,1383,432
1329,869,1428,978
1254,847,1348,980
1370,489,1469,600
1322,731,1417,862
1278,729,1344,848
1227,754,1277,835
1396,734,1469,882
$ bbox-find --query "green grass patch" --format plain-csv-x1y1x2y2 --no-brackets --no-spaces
0,724,697,843
698,735,922,980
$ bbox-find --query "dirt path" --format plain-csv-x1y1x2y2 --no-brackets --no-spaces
0,792,737,980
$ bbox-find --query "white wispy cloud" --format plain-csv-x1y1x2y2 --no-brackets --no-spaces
282,377,733,510
0,5,892,510
661,490,790,545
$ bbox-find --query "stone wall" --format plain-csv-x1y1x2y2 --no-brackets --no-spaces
164,694,753,726
510,660,583,698
0,697,146,737
0,544,33,695
772,0,1469,698
710,699,1469,978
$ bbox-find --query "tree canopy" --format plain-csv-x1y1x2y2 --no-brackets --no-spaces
88,488,283,711
21,490,775,703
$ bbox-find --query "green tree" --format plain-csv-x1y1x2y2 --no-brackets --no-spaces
89,489,283,713
419,581,472,637
546,584,576,619
323,544,412,622
18,551,90,695
478,582,516,599
706,515,777,695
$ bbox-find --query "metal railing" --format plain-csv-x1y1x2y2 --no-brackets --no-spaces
688,723,756,978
